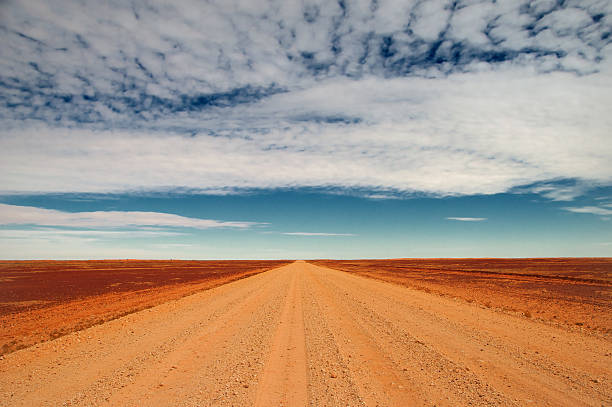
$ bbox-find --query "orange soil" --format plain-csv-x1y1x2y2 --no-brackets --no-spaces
0,260,290,354
0,261,609,406
309,258,612,335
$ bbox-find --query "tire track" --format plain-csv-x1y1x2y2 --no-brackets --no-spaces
305,264,426,406
255,262,308,407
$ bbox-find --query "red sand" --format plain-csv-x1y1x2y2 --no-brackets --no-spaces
310,258,612,335
0,260,290,354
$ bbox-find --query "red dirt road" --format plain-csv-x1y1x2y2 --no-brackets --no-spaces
0,261,609,406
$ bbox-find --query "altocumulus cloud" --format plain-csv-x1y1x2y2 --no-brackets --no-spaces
1,0,611,198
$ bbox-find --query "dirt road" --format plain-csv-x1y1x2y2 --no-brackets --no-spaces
1,261,609,406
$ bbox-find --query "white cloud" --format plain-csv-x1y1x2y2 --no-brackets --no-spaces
537,8,593,37
282,232,355,236
446,217,488,222
0,204,258,229
1,0,611,199
522,183,589,201
448,2,496,46
0,229,184,239
1,67,610,197
365,194,402,200
410,0,450,41
562,205,612,216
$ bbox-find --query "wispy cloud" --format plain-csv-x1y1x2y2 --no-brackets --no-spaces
445,217,488,222
364,194,402,200
282,232,355,237
0,203,259,229
0,1,610,199
520,182,590,202
0,229,184,241
562,205,612,216
0,229,184,237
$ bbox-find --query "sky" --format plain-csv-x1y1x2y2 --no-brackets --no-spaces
0,0,611,259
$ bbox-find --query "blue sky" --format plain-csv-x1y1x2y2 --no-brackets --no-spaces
0,0,611,259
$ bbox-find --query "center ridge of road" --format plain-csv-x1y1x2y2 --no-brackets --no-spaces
0,260,609,406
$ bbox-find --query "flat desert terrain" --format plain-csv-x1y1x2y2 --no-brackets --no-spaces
311,258,612,334
0,260,291,354
0,259,610,406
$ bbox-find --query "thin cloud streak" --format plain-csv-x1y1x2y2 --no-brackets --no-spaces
0,229,185,238
446,217,488,222
562,206,612,216
0,203,259,229
282,232,355,236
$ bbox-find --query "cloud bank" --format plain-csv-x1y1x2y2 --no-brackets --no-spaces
1,0,611,198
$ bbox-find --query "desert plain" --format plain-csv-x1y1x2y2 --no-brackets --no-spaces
0,258,610,406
